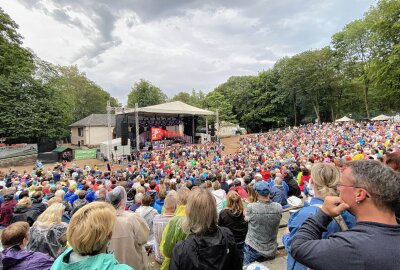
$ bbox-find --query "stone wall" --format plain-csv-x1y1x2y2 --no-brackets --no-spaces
0,154,37,168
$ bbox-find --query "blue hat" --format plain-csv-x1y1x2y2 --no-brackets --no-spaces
254,181,270,196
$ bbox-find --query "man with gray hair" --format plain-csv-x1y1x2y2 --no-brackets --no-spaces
291,160,400,270
107,186,150,270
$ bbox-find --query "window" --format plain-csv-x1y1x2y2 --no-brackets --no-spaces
78,128,84,137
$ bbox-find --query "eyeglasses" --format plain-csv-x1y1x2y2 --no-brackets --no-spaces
336,183,359,189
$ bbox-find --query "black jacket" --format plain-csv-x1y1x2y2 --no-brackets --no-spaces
284,174,301,197
218,209,248,243
31,198,47,214
11,207,40,226
170,226,242,270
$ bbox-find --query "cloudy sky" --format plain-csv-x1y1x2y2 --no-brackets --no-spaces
1,0,376,104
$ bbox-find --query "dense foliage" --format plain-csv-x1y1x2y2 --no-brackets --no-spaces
0,8,118,141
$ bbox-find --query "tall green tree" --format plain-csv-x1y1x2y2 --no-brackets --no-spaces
332,19,374,119
127,79,167,108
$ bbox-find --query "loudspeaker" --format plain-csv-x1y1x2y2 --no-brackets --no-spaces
121,122,129,146
210,122,215,136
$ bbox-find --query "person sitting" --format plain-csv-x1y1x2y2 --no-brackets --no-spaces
72,190,88,210
283,162,356,270
243,181,282,266
270,176,289,208
11,197,40,226
291,160,400,270
27,203,67,258
51,202,132,270
1,221,54,270
218,190,248,262
107,186,149,270
229,179,248,199
170,188,242,270
0,193,17,228
31,191,47,214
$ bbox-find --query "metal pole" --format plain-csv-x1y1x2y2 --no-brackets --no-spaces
216,110,219,142
135,103,140,152
107,100,112,162
192,115,195,143
205,116,208,135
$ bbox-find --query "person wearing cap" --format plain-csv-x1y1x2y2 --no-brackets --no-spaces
107,186,150,270
243,181,282,266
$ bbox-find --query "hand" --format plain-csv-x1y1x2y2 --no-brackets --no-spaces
321,196,350,218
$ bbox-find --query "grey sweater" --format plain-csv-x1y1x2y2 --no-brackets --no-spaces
292,210,400,270
245,200,282,258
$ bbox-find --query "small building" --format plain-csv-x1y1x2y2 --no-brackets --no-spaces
69,114,115,147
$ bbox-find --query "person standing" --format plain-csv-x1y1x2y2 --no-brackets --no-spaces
243,181,282,266
107,186,149,270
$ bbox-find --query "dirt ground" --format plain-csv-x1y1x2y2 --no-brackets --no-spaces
0,136,243,173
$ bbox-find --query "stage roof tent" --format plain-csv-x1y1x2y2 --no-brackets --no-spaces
121,101,214,116
335,116,355,122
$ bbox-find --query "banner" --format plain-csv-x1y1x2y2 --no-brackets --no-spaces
151,128,183,141
73,149,97,160
0,144,38,159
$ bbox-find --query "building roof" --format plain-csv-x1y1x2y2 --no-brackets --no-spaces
121,101,214,116
69,114,115,127
52,147,72,153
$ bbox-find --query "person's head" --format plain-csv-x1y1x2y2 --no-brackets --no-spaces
47,196,62,207
254,181,271,200
274,176,283,186
78,190,87,200
183,188,217,235
212,180,220,191
17,197,32,208
311,163,340,198
135,192,144,204
32,191,42,200
1,222,30,249
226,191,244,216
106,186,127,210
339,160,400,214
67,202,116,256
37,203,65,226
177,187,190,206
385,152,400,172
136,186,145,194
54,189,65,200
164,194,177,214
158,187,167,200
141,194,152,206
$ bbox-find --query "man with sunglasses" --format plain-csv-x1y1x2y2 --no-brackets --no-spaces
291,160,400,270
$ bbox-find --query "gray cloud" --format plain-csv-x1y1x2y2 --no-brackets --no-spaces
7,0,376,104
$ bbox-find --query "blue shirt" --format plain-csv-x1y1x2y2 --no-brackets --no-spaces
282,197,356,270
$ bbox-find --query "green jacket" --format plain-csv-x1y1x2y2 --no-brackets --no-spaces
160,205,188,270
51,247,133,270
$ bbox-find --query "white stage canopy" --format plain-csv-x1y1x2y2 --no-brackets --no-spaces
122,101,214,116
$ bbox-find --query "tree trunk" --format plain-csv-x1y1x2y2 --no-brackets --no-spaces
331,103,335,122
364,84,370,119
292,96,297,126
313,103,320,124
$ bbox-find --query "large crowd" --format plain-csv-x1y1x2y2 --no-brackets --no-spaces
0,121,399,270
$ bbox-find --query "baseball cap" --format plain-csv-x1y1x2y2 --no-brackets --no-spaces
254,181,271,196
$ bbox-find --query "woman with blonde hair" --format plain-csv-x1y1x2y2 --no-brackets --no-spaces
28,203,67,257
244,184,258,208
283,162,356,270
218,190,248,261
170,188,242,269
51,202,132,270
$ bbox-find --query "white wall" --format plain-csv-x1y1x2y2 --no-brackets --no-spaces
71,126,114,146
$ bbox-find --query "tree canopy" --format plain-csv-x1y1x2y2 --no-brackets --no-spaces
127,79,167,108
